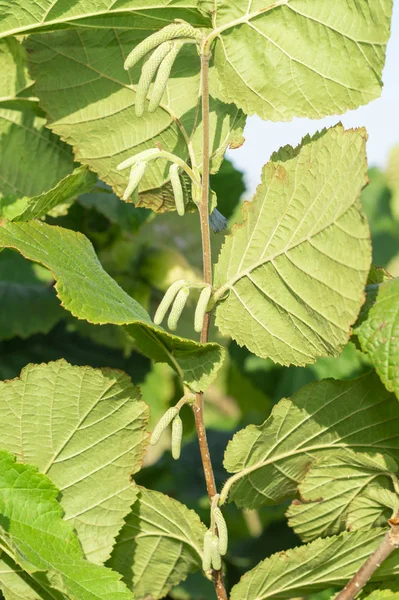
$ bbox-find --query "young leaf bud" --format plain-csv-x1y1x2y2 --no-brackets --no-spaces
209,208,228,233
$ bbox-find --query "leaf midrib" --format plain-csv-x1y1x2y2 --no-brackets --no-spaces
0,5,201,39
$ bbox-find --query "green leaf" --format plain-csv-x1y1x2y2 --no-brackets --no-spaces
0,2,209,38
26,29,245,211
0,104,74,201
0,553,54,600
230,528,399,600
214,125,371,366
286,450,398,542
0,38,33,101
0,359,149,564
0,451,134,600
346,488,399,533
0,249,64,340
207,0,392,121
222,372,399,509
2,166,97,222
354,277,399,400
109,487,206,600
0,220,224,391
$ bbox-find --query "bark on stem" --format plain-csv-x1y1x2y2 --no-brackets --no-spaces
336,517,399,600
192,52,228,600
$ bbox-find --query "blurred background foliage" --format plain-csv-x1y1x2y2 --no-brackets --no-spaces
0,146,398,599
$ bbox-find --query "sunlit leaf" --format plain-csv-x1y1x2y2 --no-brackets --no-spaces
214,125,371,366
0,220,224,391
205,0,392,121
230,528,399,600
287,450,398,542
223,372,399,509
109,487,206,600
27,29,245,211
0,360,149,564
0,451,134,600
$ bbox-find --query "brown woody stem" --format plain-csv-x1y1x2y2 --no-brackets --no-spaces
192,52,228,600
336,516,399,600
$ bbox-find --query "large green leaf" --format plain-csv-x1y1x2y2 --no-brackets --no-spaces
0,104,74,201
355,277,399,400
0,451,134,600
229,528,399,600
27,29,245,211
0,2,209,38
204,0,392,121
109,487,206,600
222,372,399,509
0,250,64,340
214,125,371,366
0,220,224,391
286,450,399,542
0,360,149,564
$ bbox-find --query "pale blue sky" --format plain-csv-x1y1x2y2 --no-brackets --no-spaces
227,3,399,196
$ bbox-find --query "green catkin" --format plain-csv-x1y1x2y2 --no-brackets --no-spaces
213,507,228,556
194,285,212,333
169,163,185,216
150,407,179,445
135,42,172,117
124,22,201,71
202,530,213,572
148,41,184,112
171,414,183,460
123,161,146,201
167,286,190,331
154,279,186,325
117,148,161,172
210,535,222,571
